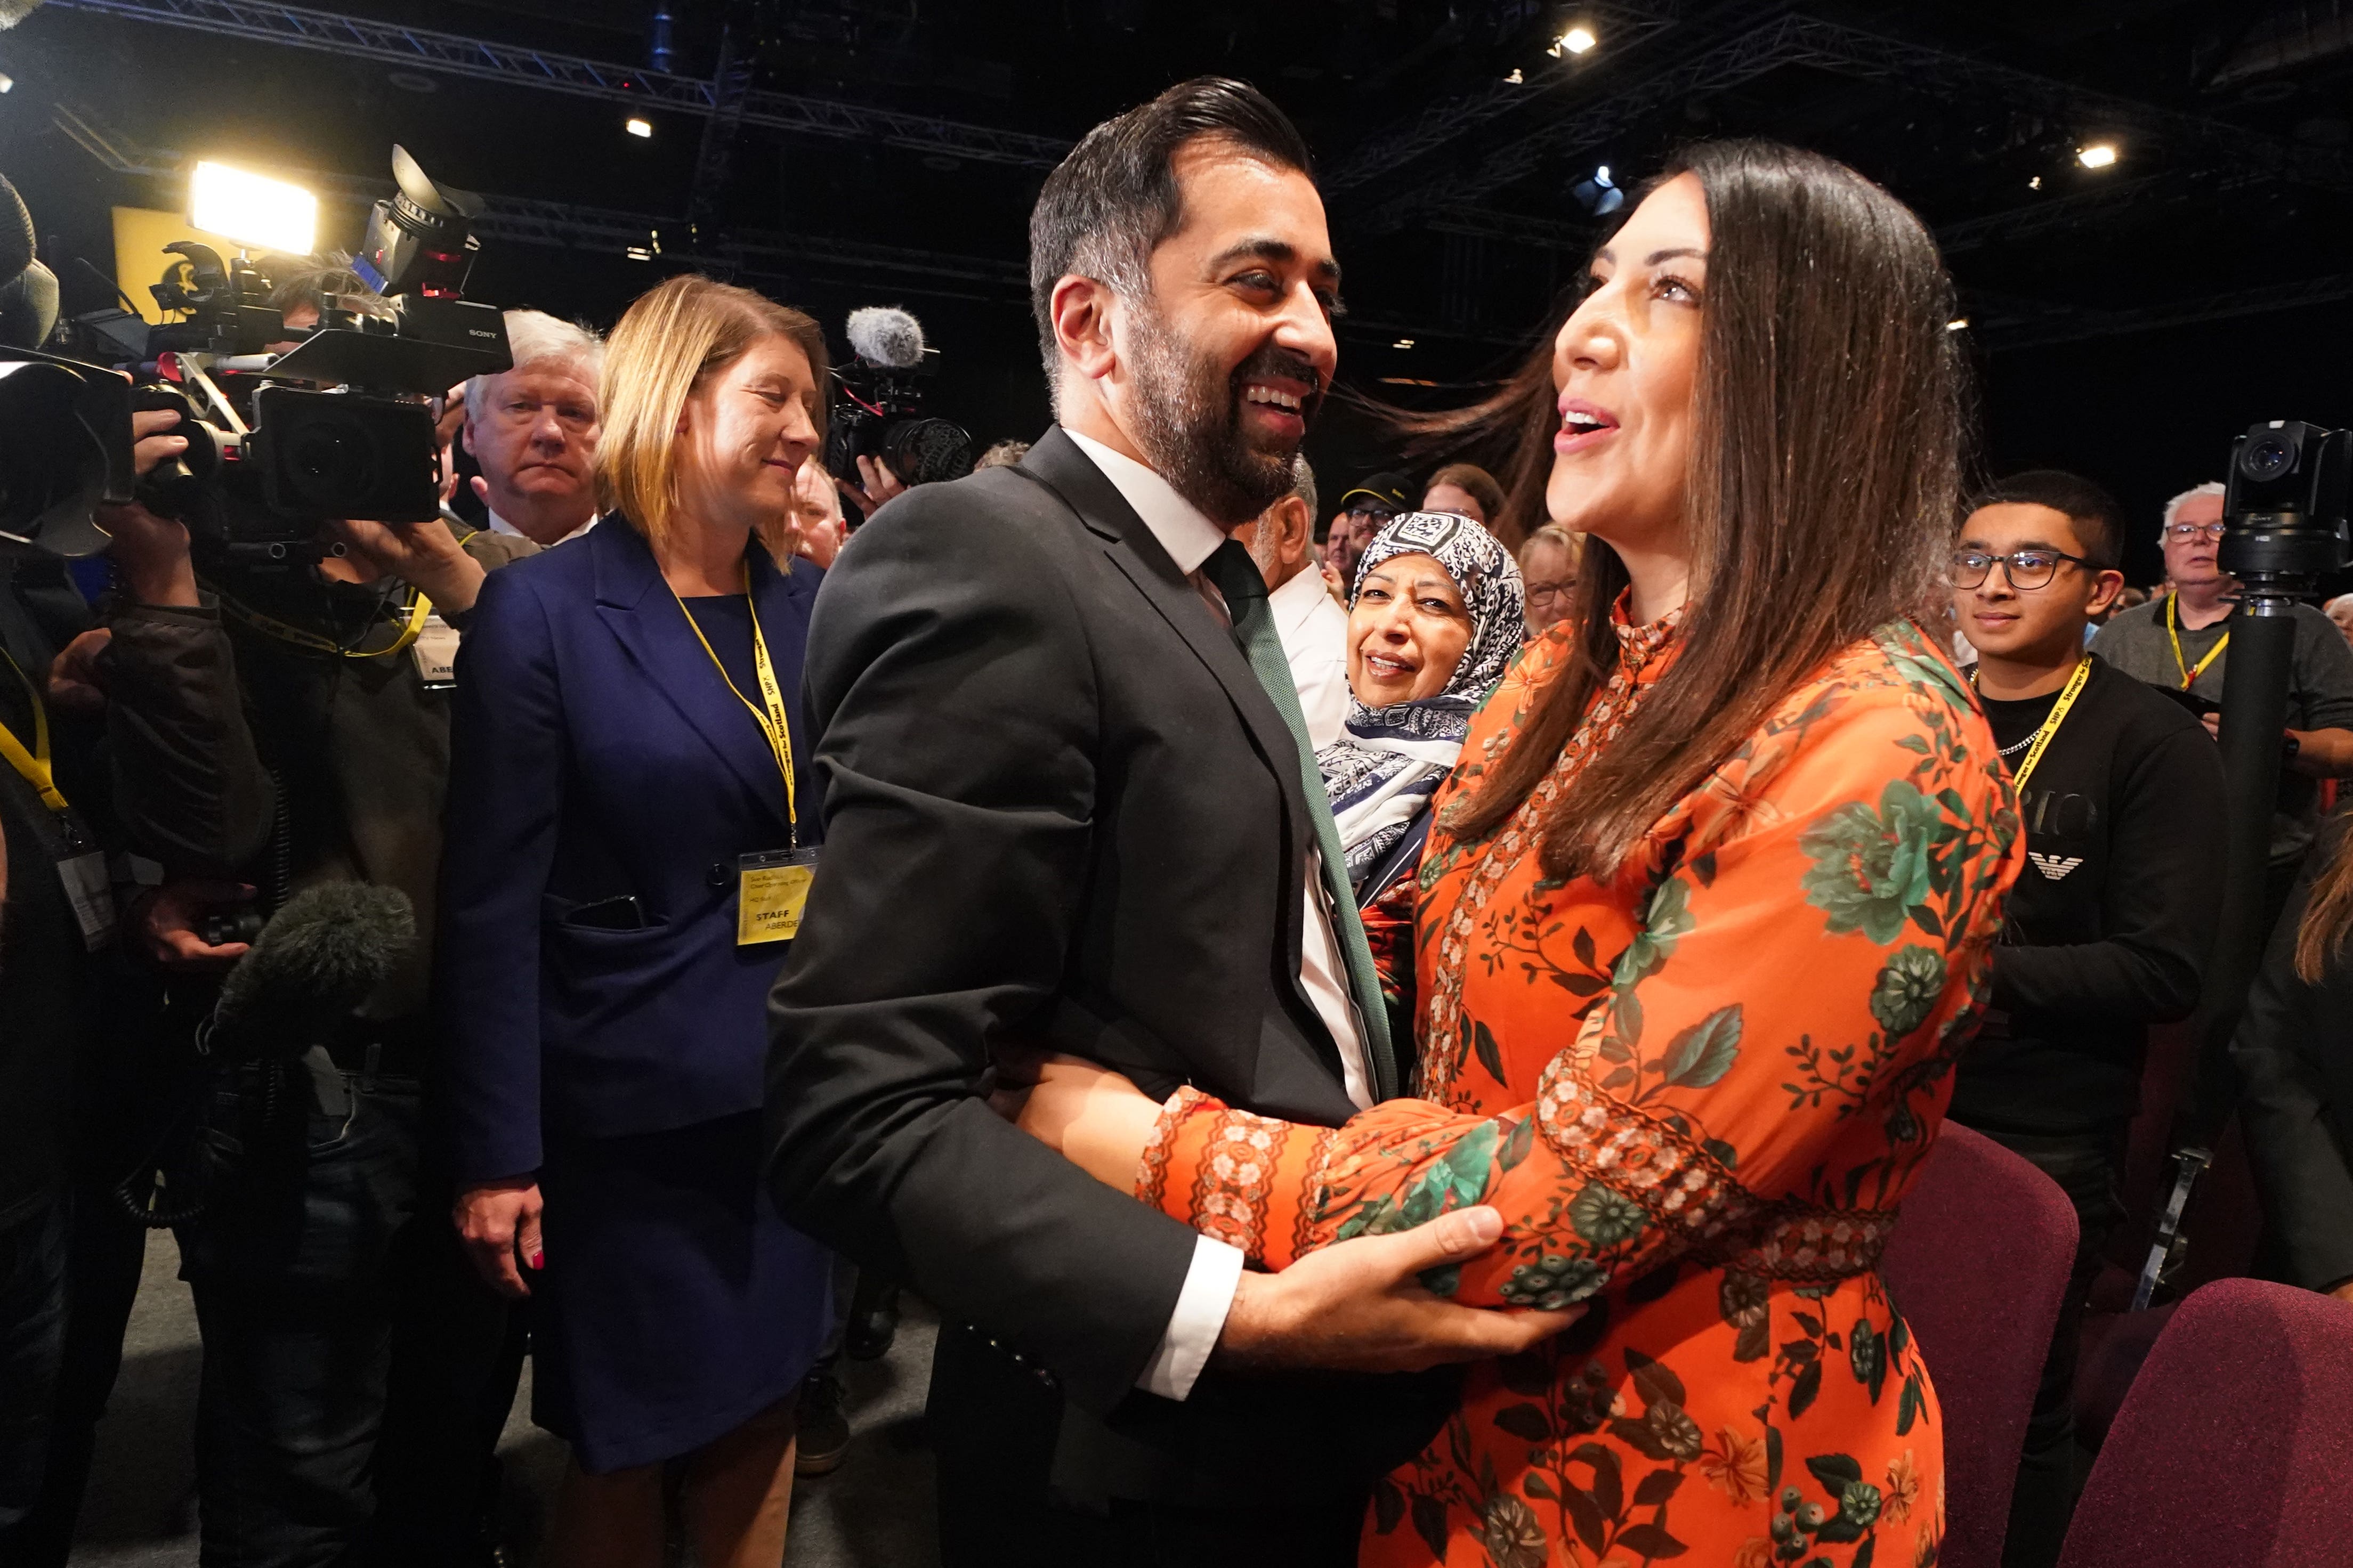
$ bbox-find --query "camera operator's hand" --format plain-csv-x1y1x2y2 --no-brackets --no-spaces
99,411,201,609
332,516,487,615
130,879,256,969
46,629,112,716
455,1179,545,1298
845,454,908,517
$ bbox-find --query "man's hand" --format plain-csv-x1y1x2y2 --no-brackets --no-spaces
130,879,256,968
1211,1206,1582,1374
333,516,487,615
843,454,908,518
454,1179,546,1299
99,411,202,607
46,629,112,716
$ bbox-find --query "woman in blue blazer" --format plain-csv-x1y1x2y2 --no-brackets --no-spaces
439,275,832,1566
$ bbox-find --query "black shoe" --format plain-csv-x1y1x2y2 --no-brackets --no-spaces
846,1279,901,1362
795,1366,851,1477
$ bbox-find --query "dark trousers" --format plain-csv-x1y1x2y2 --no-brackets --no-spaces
928,1322,1368,1568
173,1066,422,1568
368,1175,524,1568
0,1197,69,1545
1977,1126,2126,1568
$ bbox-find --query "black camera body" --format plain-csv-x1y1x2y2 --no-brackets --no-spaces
2220,420,2352,592
1,148,509,564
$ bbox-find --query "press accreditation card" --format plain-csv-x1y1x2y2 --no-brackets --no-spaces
413,614,461,689
737,848,819,945
57,851,117,952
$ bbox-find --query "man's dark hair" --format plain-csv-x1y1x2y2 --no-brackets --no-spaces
268,260,372,321
1970,468,2124,571
1028,77,1313,386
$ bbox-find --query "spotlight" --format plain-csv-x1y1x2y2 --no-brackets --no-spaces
1550,23,1597,56
2028,175,2043,190
2077,143,2118,169
1504,68,1524,84
1393,338,1416,349
1946,317,1969,331
190,161,318,256
625,245,654,261
625,117,653,138
0,71,13,95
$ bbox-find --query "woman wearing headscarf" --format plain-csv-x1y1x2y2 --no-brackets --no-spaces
1319,509,1524,908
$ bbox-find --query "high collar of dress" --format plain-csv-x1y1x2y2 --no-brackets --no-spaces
1610,587,1687,674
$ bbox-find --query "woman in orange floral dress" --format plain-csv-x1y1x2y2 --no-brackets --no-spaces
1005,141,2021,1568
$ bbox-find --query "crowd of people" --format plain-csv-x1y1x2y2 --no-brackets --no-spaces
4,71,2352,1568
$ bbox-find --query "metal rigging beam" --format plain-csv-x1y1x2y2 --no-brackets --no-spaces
52,104,1029,294
1977,273,2353,352
1373,11,2353,232
686,23,754,239
36,0,1072,169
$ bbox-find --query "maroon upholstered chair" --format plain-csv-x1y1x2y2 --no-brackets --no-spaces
2057,1279,2353,1568
1880,1122,2079,1568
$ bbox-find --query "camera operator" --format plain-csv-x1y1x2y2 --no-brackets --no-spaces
461,311,604,548
96,327,536,1562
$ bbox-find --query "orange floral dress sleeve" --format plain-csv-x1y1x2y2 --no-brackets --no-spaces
1136,622,2020,1311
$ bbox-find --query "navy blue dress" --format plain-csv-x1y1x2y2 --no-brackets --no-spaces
439,526,830,1473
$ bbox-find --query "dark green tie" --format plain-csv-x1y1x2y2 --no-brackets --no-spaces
1202,539,1397,1102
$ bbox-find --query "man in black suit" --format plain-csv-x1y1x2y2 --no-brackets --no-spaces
765,78,1568,1565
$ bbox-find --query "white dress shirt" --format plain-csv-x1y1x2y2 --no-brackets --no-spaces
486,508,599,547
1065,429,1375,1401
1269,560,1352,751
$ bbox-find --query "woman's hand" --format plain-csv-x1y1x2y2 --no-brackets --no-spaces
455,1178,545,1298
991,1051,1162,1191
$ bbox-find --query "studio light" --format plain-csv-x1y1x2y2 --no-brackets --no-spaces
626,117,654,138
0,71,14,95
1393,338,1416,349
2077,142,2118,169
190,161,318,256
1572,164,1623,216
1946,317,1969,331
1550,23,1597,56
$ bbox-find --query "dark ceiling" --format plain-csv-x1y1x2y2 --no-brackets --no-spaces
4,0,2352,581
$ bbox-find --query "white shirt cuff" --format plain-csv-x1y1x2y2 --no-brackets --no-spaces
1134,1234,1246,1400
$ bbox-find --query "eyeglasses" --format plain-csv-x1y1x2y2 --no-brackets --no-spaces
1525,580,1575,603
1345,505,1396,525
1948,548,2091,591
2163,522,2227,543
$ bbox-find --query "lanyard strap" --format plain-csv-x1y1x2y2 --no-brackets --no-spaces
0,647,70,815
2166,593,2228,690
1995,655,2092,796
218,583,433,659
671,563,800,847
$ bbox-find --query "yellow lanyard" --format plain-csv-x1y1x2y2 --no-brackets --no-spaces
217,584,433,659
0,647,71,815
1979,655,2092,797
671,563,800,847
2166,593,2228,691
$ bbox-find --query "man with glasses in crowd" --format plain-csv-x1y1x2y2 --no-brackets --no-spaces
1323,470,1410,587
1944,470,2222,1568
2092,478,2353,926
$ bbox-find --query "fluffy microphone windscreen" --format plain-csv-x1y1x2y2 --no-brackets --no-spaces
211,883,418,1053
0,258,58,349
845,306,925,369
0,172,35,285
0,0,46,30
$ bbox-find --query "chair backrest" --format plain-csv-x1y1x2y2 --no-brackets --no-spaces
2058,1278,2353,1568
1880,1122,2080,1568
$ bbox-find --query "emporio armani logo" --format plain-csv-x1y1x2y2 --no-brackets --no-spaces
2029,852,2084,882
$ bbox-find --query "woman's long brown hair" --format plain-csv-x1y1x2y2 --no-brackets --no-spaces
1438,140,1970,881
2295,827,2353,982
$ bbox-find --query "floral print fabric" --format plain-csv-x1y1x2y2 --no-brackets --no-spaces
1137,605,2021,1567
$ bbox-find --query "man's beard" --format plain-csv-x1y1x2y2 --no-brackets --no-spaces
1125,304,1320,526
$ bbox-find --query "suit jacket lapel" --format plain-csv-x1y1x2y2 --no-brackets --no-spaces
590,519,794,835
1019,430,1312,823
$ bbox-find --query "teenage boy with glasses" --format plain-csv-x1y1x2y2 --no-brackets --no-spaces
1947,470,2225,1568
2091,478,2353,927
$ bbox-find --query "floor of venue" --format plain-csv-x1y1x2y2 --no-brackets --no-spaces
64,1230,942,1567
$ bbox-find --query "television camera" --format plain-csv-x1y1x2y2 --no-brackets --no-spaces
821,305,973,494
1,147,511,566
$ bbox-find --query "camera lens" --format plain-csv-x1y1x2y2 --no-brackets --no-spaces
2242,437,2294,482
282,417,378,509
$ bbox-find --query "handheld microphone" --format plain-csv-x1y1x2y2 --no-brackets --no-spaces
208,883,417,1061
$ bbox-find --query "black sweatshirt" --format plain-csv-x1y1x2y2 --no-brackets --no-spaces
1948,654,2226,1136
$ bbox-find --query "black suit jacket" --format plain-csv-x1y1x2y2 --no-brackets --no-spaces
2233,822,2353,1294
765,427,1446,1496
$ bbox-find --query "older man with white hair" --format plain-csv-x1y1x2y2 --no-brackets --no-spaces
462,311,603,547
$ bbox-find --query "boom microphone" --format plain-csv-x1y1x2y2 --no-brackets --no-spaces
845,305,925,369
208,883,417,1060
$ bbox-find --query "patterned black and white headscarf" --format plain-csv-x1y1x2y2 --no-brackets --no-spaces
1317,510,1525,888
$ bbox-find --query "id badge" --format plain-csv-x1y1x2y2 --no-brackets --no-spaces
413,614,460,689
56,851,117,952
737,848,819,945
